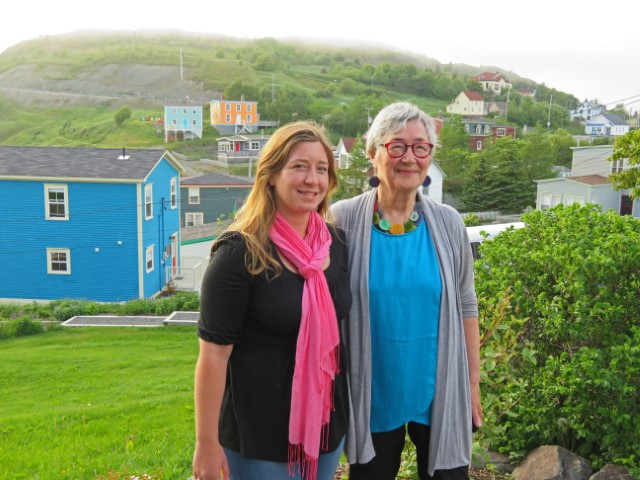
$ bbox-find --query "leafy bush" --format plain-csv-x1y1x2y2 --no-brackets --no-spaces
0,316,44,338
475,204,640,472
50,299,101,321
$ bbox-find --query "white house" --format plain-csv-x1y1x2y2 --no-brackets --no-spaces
335,137,357,169
421,161,446,204
585,113,629,136
570,100,605,121
536,145,638,217
446,91,485,116
473,72,512,94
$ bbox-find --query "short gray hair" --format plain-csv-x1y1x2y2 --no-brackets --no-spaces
365,102,437,158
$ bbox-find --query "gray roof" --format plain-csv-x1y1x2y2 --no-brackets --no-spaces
600,113,628,126
181,172,254,186
0,146,184,182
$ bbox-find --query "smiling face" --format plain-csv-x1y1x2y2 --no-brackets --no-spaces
270,141,330,225
371,119,432,196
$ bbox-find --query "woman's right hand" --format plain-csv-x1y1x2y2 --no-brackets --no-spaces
192,441,230,480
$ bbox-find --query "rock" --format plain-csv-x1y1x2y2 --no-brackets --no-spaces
589,464,635,480
512,445,593,480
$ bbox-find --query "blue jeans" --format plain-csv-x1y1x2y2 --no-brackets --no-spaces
224,437,345,480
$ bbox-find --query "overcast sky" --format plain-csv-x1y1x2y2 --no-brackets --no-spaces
2,0,639,112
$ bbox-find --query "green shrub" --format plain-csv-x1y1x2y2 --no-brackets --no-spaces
50,299,100,321
12,316,44,336
476,204,640,473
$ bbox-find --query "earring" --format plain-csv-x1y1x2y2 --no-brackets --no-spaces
422,175,431,187
369,175,380,188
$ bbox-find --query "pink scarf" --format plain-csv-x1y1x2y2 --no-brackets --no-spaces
269,210,340,480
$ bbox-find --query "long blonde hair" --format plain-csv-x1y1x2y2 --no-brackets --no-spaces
223,121,338,276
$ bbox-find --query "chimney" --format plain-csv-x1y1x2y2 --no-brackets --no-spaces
118,147,130,160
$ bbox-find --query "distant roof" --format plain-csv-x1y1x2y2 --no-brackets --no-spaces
0,146,183,181
600,113,628,126
464,91,485,101
217,134,272,141
180,172,254,186
340,137,357,153
568,175,610,186
474,72,509,83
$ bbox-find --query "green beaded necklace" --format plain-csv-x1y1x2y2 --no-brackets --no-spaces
372,201,424,234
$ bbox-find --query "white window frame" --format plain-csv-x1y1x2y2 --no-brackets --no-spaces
611,159,624,173
185,212,204,227
225,113,231,122
247,114,253,123
47,248,71,275
541,193,562,210
225,103,231,111
218,142,231,152
44,184,69,221
188,187,200,205
170,178,177,209
484,125,490,134
145,184,153,220
146,245,154,273
250,141,260,150
476,141,483,151
475,124,482,134
236,104,241,112
497,128,506,136
464,124,470,133
247,104,252,112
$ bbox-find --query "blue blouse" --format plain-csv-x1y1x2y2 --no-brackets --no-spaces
369,220,442,432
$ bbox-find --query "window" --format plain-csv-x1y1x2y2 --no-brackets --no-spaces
247,114,252,123
44,184,69,220
225,114,231,122
172,118,177,125
236,104,241,112
541,194,561,210
183,108,187,114
250,141,260,150
611,159,624,173
193,109,197,114
565,196,585,206
475,125,482,134
476,140,483,151
185,212,204,227
192,119,197,125
145,184,153,219
496,128,506,136
146,245,154,273
188,187,200,205
484,125,490,135
464,124,470,133
218,142,231,152
225,103,231,111
170,178,177,209
247,104,252,112
47,248,71,274
172,108,177,113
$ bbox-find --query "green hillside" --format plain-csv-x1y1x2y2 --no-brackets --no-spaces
0,31,579,157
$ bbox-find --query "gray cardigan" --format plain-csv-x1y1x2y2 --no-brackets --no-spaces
331,189,478,475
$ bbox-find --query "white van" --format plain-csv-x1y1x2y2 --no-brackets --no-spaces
466,222,525,259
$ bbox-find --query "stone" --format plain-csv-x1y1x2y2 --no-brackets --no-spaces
589,464,635,480
512,445,592,480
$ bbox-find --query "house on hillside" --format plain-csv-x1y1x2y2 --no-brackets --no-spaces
585,113,629,136
473,72,512,94
422,161,446,204
446,91,485,116
516,88,536,98
180,173,254,228
463,119,516,151
0,146,186,302
486,101,508,116
570,100,605,121
216,134,271,164
335,137,357,169
164,105,203,142
535,145,639,217
210,95,262,134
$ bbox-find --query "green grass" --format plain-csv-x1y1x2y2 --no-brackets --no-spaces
0,327,199,480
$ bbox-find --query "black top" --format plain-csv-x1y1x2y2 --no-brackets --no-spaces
198,226,351,461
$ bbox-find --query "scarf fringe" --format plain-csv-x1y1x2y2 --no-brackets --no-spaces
288,443,320,480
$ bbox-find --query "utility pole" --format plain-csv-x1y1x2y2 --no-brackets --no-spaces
365,106,372,128
547,94,553,129
505,87,510,121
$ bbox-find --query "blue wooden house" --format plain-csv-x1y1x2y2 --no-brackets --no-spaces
0,146,186,302
164,105,203,142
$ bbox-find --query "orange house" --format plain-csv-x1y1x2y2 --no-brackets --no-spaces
210,95,260,134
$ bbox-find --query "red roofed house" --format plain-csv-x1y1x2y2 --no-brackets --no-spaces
473,72,512,94
446,91,486,116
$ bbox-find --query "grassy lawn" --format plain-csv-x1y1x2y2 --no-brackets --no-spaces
0,327,199,480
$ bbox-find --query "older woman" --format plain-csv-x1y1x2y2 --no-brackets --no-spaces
331,102,482,480
193,121,351,480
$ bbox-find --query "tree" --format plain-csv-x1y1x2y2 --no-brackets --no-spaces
114,106,132,126
609,128,640,198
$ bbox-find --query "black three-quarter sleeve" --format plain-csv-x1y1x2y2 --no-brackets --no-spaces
198,233,251,345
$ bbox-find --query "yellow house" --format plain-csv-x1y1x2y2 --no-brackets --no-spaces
446,91,486,116
210,95,260,134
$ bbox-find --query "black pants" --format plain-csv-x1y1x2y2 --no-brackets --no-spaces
348,423,469,480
